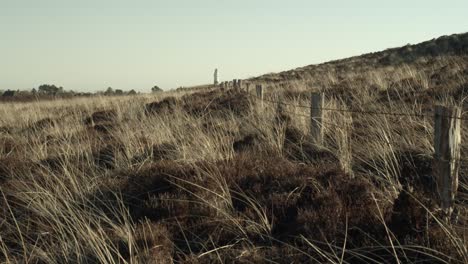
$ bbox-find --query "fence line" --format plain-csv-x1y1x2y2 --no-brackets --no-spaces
274,93,468,167
246,90,466,148
250,94,468,121
233,84,464,220
214,80,465,120
247,91,465,150
206,84,468,170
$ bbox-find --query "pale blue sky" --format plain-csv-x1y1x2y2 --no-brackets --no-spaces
1,1,467,92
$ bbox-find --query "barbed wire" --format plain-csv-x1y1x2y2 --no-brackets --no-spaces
248,94,468,121
194,90,468,166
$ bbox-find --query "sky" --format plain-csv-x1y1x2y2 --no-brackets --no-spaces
1,1,467,92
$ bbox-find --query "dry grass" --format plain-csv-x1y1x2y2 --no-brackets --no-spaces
1,54,468,263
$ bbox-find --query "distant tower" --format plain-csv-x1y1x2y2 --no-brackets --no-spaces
214,68,219,85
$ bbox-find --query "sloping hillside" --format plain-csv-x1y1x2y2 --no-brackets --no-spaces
253,32,468,84
1,33,467,263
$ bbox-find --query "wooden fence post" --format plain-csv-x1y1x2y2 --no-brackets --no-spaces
238,79,242,91
433,105,461,218
214,68,218,86
246,83,250,93
232,79,237,90
310,92,324,145
256,85,263,108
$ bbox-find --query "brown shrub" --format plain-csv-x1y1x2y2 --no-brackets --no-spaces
378,79,428,105
113,160,193,221
92,123,116,134
145,89,251,118
92,153,462,262
452,81,468,102
0,156,33,183
30,117,56,130
0,126,14,134
327,81,356,104
145,97,178,115
386,189,463,261
152,143,178,161
40,155,67,172
0,136,19,155
390,77,426,91
93,142,126,169
283,126,337,163
397,150,435,195
105,160,253,256
39,153,90,173
114,222,173,263
233,133,260,153
283,90,310,101
430,64,461,86
131,142,178,164
84,109,117,125
389,190,432,240
218,156,385,242
183,89,250,117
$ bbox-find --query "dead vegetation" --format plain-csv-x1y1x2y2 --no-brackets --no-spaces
1,38,468,263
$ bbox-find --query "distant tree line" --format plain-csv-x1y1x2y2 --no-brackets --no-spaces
102,87,138,96
1,84,163,101
37,84,64,95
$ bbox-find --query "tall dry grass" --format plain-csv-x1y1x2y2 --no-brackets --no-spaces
0,55,467,263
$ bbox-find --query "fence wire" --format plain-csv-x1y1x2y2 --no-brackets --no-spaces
249,94,468,121
245,92,468,165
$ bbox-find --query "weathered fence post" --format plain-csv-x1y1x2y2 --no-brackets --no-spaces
237,79,242,91
310,92,324,145
256,85,263,108
433,105,461,218
232,79,237,90
214,68,218,86
246,83,250,93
